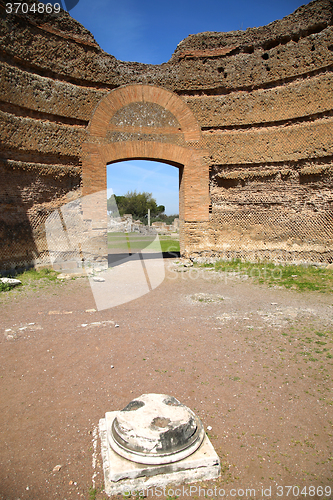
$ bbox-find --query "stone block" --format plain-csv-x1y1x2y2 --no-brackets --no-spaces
99,412,220,496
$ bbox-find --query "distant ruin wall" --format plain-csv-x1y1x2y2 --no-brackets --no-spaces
0,0,333,270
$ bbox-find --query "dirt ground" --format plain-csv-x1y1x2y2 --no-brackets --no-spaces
0,260,332,500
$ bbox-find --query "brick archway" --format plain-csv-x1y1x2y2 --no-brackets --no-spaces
81,84,209,260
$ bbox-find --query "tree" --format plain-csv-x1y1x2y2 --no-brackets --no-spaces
107,191,165,224
152,213,179,225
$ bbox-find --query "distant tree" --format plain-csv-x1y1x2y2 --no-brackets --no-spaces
153,214,179,225
107,191,165,224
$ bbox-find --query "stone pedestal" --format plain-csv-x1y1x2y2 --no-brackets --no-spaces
99,394,220,496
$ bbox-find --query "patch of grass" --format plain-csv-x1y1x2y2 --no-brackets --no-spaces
88,486,97,500
288,327,333,363
159,240,180,253
107,232,179,253
197,259,333,293
0,281,12,292
17,267,60,284
0,268,60,294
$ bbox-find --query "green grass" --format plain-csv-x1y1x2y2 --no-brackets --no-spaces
88,486,97,500
108,232,179,253
287,326,333,363
17,267,60,283
0,268,60,293
0,281,12,292
197,259,333,293
159,240,180,252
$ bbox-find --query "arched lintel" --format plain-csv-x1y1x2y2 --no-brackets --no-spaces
99,141,202,168
107,157,182,170
88,84,202,142
81,140,210,222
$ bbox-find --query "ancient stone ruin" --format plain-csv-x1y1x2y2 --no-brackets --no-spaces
99,393,220,495
1,0,333,272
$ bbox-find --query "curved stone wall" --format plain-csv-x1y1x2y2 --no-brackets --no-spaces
0,0,332,270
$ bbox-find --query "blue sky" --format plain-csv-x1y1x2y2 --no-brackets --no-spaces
106,160,180,215
67,0,306,65
57,0,306,214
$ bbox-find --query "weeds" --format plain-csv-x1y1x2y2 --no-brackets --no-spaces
198,259,333,293
88,486,97,500
0,281,12,292
20,267,59,281
0,268,60,293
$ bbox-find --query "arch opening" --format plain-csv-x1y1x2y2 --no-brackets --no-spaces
81,84,209,268
106,159,181,268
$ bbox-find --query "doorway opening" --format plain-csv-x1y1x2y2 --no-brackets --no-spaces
106,159,180,268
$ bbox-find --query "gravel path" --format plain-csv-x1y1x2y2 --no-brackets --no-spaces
0,264,332,499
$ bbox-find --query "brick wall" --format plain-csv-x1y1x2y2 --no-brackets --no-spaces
0,0,332,270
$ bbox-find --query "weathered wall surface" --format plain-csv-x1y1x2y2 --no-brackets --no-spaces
0,0,333,270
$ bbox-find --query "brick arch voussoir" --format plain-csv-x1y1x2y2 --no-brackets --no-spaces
88,84,202,142
102,142,196,168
